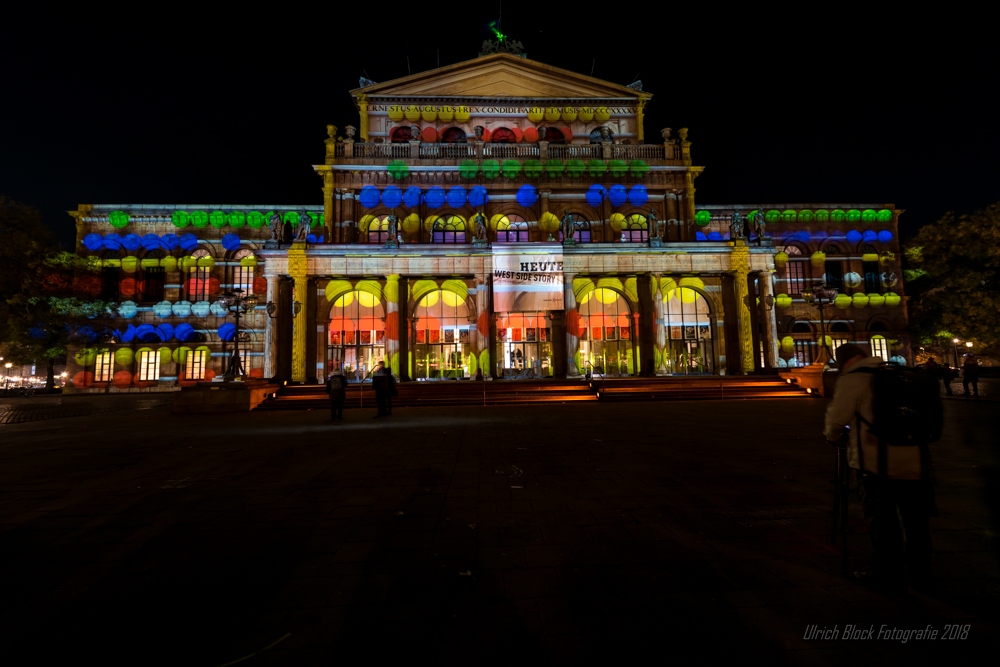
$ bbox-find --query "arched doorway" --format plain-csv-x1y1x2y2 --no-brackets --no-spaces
578,288,634,377
663,287,714,374
327,290,384,381
495,312,553,378
413,290,473,380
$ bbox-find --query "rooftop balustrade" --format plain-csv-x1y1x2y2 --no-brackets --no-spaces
330,141,684,165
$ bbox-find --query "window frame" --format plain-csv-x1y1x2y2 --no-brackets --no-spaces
138,350,160,381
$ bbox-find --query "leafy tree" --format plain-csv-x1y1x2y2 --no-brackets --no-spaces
904,201,1000,350
1,197,118,389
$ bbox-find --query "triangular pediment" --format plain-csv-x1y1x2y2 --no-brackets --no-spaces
352,53,650,100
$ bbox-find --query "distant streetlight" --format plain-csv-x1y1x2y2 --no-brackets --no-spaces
966,341,974,348
952,338,961,367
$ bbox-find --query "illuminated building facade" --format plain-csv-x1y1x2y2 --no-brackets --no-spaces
65,53,908,392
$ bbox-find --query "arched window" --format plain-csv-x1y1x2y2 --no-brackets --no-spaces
780,245,805,295
232,249,256,295
491,128,516,144
363,215,390,244
622,214,648,242
440,127,467,144
578,288,634,377
433,215,466,243
825,244,841,255
495,214,529,243
542,128,565,144
830,322,850,359
413,289,472,380
663,286,714,375
558,214,591,243
870,335,888,361
791,322,812,333
140,249,166,302
187,248,212,302
590,128,614,143
327,290,385,381
779,245,803,256
390,127,414,143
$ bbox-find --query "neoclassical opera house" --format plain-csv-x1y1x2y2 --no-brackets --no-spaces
66,51,909,391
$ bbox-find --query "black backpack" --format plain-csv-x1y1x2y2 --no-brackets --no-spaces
857,363,943,449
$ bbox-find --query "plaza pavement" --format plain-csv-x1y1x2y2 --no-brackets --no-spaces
1,394,997,665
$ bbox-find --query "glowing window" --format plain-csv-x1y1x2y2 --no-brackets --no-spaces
622,214,648,242
94,351,113,382
138,350,160,381
433,215,466,244
870,335,888,361
233,249,256,294
663,286,714,375
495,215,529,243
188,249,211,302
186,349,207,380
785,260,804,295
414,290,472,380
558,214,592,243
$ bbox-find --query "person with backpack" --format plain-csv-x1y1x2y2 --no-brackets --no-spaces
823,344,941,592
962,354,980,398
325,368,347,421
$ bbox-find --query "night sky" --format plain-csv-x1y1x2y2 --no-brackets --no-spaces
4,8,996,247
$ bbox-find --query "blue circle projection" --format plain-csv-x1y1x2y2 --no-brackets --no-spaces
469,186,489,208
174,323,195,342
179,234,199,251
381,186,402,208
516,184,538,208
695,232,707,241
359,186,380,209
813,230,829,241
160,234,180,251
134,324,158,343
123,234,142,251
155,323,174,342
446,186,467,208
585,184,607,208
862,230,878,243
120,324,137,343
403,187,422,208
218,323,236,341
141,234,161,251
708,231,723,240
878,230,893,243
846,230,862,244
609,184,627,207
83,234,103,251
119,301,137,318
425,187,446,209
222,234,241,251
627,185,648,207
103,234,123,250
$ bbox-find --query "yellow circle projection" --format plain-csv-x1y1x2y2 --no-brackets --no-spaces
578,291,593,305
660,277,678,302
455,107,470,122
579,107,595,122
388,106,404,121
438,106,454,122
411,280,439,303
422,214,440,232
853,294,869,308
390,352,400,376
140,258,159,269
401,213,421,233
333,292,355,308
421,105,437,122
442,290,464,307
595,107,610,122
834,294,852,309
678,288,699,304
357,291,379,308
595,288,618,305
158,347,172,364
197,256,215,269
775,251,788,268
102,258,121,268
240,256,257,268
609,212,626,231
172,346,191,365
862,253,878,263
160,256,177,272
810,252,826,267
527,107,543,123
441,279,468,303
884,292,901,307
677,277,704,304
561,107,578,123
539,211,559,233
781,336,795,353
75,349,97,366
121,257,138,273
114,348,133,366
419,291,439,308
775,294,793,308
466,351,478,375
358,214,377,233
544,107,561,122
867,293,885,307
325,279,352,303
624,277,639,303
596,277,624,295
404,105,420,121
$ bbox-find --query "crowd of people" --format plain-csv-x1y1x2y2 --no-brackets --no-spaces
920,354,980,397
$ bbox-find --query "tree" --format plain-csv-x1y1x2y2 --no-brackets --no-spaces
904,201,1000,350
1,197,117,389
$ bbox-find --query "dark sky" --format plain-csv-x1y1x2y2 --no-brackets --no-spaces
4,7,996,247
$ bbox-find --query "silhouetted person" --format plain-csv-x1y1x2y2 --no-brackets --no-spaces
823,344,935,592
326,369,347,421
924,357,951,396
962,354,980,398
373,361,390,418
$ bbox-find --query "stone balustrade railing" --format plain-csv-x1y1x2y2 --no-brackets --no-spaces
330,141,684,164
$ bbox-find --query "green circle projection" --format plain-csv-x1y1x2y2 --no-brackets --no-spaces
608,159,627,177
831,210,846,223
695,211,710,227
814,210,829,223
171,211,190,228
765,210,780,223
566,159,585,178
876,209,892,222
308,212,321,228
862,209,877,223
247,212,266,228
459,160,478,179
628,160,649,175
587,159,606,177
109,211,129,228
228,212,246,228
545,159,564,175
502,159,521,178
481,159,500,179
190,211,209,228
523,159,542,178
209,211,227,228
388,160,409,180
798,210,813,223
847,209,861,222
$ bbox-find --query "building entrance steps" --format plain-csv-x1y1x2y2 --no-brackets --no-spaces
256,375,809,410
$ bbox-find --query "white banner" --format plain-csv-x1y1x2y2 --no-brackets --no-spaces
492,247,564,312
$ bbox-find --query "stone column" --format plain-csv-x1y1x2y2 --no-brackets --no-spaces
474,273,491,380
384,275,401,378
564,272,581,377
321,171,335,244
539,190,551,242
341,190,355,244
288,242,308,383
758,270,780,369
397,276,410,381
653,273,667,375
332,189,342,243
731,242,754,375
665,192,680,242
264,274,280,379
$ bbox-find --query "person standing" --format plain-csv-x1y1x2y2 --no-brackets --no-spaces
924,357,951,396
823,344,936,592
962,354,980,398
385,364,397,416
325,368,347,421
372,360,390,418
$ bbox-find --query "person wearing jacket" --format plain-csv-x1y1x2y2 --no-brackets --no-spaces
373,361,391,418
824,344,932,591
962,354,980,398
325,369,347,421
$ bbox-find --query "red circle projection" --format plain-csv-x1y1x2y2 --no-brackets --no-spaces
523,127,538,143
384,311,399,341
113,370,133,387
72,371,94,387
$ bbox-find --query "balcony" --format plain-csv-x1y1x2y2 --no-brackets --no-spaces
330,141,684,166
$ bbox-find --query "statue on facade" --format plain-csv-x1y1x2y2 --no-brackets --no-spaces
268,211,283,243
648,208,663,241
294,211,312,242
473,211,488,242
729,211,744,242
386,209,398,241
751,209,766,244
560,210,576,243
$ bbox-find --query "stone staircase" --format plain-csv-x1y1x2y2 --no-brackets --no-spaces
255,375,810,411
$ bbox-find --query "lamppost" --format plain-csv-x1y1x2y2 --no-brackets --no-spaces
217,288,259,379
801,283,839,367
952,338,960,368
4,362,11,389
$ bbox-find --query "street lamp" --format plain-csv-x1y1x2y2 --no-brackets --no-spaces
801,283,839,367
217,289,259,379
952,338,960,368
